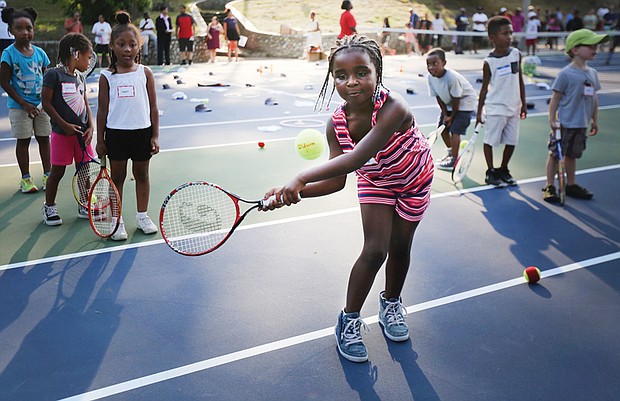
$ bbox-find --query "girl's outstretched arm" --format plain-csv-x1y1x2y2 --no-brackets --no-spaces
276,93,411,205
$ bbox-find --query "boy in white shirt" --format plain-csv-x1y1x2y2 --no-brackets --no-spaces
426,48,478,169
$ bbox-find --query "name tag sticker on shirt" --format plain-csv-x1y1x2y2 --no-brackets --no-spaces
61,82,77,94
583,85,594,96
117,85,136,98
496,64,511,77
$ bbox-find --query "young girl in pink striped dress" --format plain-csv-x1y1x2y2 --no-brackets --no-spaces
262,35,434,363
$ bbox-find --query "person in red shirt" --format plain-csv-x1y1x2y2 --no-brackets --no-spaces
338,0,356,39
64,11,83,34
175,5,195,65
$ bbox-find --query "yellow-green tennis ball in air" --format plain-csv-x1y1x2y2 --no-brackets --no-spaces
460,140,469,150
90,194,98,204
295,129,325,160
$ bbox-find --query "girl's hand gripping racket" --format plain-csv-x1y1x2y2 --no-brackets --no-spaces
554,127,566,205
452,123,481,183
72,133,100,208
88,155,122,238
160,182,278,256
424,124,445,147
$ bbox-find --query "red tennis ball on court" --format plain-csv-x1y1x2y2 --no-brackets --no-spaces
524,266,541,284
258,141,265,148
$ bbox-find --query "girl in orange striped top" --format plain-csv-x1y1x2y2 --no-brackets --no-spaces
263,35,434,363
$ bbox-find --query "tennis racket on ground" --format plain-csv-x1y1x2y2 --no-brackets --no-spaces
72,133,100,208
88,155,122,238
160,182,278,256
554,127,566,205
452,123,481,183
424,124,445,147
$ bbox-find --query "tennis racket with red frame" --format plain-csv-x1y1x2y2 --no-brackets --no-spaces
160,181,277,256
72,133,100,208
88,155,122,238
452,123,481,183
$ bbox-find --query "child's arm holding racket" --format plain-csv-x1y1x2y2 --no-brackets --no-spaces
268,94,411,206
476,61,491,127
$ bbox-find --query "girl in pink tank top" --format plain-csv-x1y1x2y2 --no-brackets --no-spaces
262,35,434,363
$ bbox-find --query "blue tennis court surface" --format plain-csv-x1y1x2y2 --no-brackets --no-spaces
1,53,619,400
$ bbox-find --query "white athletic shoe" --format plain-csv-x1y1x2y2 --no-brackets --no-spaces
136,215,158,234
111,218,128,241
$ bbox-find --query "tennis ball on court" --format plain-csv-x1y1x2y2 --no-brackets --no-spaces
295,129,325,160
524,266,541,284
258,141,265,149
460,140,469,150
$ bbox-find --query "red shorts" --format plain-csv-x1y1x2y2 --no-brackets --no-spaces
50,131,95,166
526,39,537,46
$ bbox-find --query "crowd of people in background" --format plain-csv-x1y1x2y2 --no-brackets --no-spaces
398,2,619,58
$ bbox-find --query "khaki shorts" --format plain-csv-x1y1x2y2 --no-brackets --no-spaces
483,113,520,147
9,108,51,139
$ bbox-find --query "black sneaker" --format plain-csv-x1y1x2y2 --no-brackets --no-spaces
542,185,560,203
566,184,593,200
499,168,517,186
485,168,503,186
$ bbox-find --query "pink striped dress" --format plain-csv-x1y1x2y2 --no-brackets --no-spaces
332,88,434,221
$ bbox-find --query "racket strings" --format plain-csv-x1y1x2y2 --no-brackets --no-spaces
75,162,99,206
90,179,120,235
162,185,237,254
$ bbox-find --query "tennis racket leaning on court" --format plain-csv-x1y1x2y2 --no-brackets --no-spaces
88,155,122,238
424,124,445,147
452,123,481,183
72,133,100,208
554,127,566,205
160,182,278,256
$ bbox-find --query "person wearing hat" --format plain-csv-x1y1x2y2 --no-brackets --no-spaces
0,0,15,55
544,29,609,203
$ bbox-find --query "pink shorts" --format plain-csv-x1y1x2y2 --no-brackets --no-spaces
50,131,95,166
357,173,433,222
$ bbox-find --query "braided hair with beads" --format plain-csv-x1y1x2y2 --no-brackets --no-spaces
314,35,384,112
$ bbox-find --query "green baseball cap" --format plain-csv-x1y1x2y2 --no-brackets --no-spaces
565,29,609,54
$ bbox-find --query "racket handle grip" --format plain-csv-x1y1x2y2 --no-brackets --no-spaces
260,194,280,209
554,128,561,140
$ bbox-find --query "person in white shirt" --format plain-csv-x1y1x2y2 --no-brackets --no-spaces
431,12,448,47
91,14,111,67
471,6,489,54
525,12,541,55
139,12,157,59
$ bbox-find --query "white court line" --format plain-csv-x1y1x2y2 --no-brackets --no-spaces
1,164,619,273
57,250,620,401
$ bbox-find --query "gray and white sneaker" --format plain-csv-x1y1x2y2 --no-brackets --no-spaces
42,204,63,226
379,291,409,341
335,310,369,362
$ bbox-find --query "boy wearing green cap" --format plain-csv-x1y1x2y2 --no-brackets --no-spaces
544,29,609,203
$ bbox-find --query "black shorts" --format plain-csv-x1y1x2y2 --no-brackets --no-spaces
472,35,483,44
94,44,110,55
106,126,153,161
178,38,194,52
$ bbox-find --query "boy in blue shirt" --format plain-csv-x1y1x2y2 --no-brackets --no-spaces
544,29,609,202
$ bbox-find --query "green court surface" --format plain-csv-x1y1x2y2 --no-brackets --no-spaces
1,109,618,267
